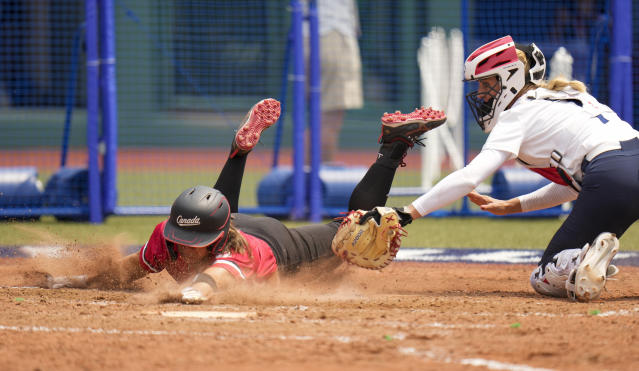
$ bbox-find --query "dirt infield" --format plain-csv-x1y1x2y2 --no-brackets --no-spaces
0,256,638,371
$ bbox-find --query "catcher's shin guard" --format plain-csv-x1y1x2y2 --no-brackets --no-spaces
379,107,446,147
566,232,620,302
530,248,581,297
230,98,281,158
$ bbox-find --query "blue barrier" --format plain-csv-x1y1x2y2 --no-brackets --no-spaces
257,165,367,217
0,167,43,219
42,167,90,221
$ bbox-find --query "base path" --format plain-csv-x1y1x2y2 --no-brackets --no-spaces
0,258,637,371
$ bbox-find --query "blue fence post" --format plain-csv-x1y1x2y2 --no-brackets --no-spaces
85,0,103,223
609,0,633,126
290,0,307,220
273,25,293,169
61,23,84,168
100,0,118,215
308,0,322,222
460,0,470,216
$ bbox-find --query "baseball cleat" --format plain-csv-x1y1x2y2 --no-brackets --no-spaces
566,232,619,302
380,107,447,147
231,98,281,157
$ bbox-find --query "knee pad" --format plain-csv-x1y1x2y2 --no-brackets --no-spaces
530,248,581,297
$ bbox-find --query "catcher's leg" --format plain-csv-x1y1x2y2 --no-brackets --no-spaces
530,241,619,299
566,232,620,301
215,99,281,212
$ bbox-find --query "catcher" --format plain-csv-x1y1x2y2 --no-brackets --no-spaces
48,98,446,303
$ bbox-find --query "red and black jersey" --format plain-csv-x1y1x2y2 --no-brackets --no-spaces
139,220,277,282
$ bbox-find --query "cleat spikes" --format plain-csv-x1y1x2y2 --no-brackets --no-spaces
231,98,281,158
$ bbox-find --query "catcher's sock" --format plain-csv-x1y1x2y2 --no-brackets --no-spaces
230,98,281,158
376,141,410,169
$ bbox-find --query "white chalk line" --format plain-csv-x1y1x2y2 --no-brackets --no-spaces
5,288,639,320
160,310,257,319
0,323,342,341
0,323,553,370
399,347,554,371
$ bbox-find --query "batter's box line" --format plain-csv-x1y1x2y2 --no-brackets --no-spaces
398,346,555,371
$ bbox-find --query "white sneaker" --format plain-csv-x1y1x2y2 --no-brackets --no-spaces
566,232,619,301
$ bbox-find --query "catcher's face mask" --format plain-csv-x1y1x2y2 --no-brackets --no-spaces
465,76,501,132
463,35,526,133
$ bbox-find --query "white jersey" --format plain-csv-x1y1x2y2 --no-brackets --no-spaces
411,87,639,216
484,87,639,185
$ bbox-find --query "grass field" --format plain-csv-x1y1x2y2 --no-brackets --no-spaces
3,151,638,251
3,214,639,253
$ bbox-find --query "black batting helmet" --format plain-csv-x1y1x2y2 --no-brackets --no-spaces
163,185,231,249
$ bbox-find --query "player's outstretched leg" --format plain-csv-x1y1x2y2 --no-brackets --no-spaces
230,98,281,158
380,106,447,147
348,107,447,211
566,232,620,301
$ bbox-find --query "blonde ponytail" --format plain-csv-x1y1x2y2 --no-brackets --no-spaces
516,48,587,93
538,76,587,93
219,224,250,257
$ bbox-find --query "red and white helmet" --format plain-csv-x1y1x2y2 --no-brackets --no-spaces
464,35,538,133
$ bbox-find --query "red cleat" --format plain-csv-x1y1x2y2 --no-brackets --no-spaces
231,98,281,157
379,107,447,146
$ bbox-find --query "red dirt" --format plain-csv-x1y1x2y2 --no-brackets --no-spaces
0,254,637,371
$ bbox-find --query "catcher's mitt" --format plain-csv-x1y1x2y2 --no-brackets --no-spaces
331,206,407,270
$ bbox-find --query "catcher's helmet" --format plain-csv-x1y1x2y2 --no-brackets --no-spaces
163,185,231,249
464,35,545,133
515,42,546,85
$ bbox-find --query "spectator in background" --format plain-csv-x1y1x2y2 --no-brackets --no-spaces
315,0,364,163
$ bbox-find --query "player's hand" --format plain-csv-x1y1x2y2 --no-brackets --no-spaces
46,274,89,289
180,286,207,304
359,206,413,227
467,190,521,215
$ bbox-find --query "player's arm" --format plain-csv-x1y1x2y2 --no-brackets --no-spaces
180,266,236,304
467,190,522,215
47,251,150,289
468,182,577,215
81,252,149,288
118,252,150,283
406,148,512,218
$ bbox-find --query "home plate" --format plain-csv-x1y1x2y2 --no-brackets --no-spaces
160,311,256,319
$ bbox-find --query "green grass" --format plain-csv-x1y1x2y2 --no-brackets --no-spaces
2,215,638,252
6,167,637,252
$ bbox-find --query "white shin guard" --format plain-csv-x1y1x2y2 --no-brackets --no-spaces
566,232,620,301
530,248,581,297
531,232,620,299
